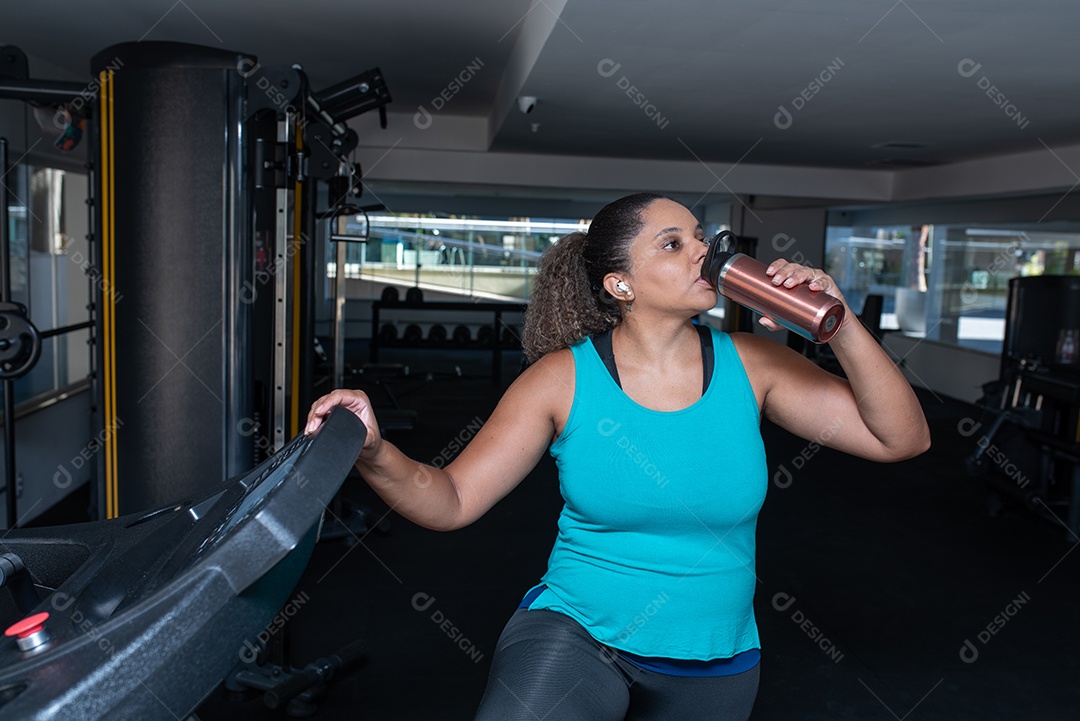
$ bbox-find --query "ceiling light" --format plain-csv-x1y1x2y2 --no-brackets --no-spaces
871,141,928,150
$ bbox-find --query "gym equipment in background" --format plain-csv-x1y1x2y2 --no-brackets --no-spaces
0,407,365,720
966,275,1080,539
0,303,41,381
0,40,392,524
0,139,46,530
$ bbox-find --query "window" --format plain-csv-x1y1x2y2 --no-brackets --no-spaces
825,224,925,333
3,163,92,403
927,225,1080,353
826,220,1080,354
330,213,589,301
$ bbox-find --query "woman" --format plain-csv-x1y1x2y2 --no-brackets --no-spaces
305,193,930,720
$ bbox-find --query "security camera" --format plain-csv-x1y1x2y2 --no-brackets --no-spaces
518,96,537,115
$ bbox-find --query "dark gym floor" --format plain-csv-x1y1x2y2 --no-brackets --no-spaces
183,343,1078,721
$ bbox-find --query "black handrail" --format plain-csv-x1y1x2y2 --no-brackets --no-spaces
0,78,84,104
39,320,93,339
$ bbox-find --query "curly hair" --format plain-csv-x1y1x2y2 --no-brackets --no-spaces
522,192,667,362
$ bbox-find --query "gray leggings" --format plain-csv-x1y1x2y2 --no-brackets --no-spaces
473,609,760,721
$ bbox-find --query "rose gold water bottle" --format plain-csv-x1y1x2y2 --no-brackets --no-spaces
702,231,845,343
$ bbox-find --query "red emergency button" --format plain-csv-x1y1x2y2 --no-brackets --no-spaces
5,612,50,651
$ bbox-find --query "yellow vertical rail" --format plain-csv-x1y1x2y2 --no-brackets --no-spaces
99,69,119,518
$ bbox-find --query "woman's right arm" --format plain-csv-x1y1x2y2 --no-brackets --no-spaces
304,349,574,532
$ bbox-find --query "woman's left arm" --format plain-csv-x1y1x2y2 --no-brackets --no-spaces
733,261,931,463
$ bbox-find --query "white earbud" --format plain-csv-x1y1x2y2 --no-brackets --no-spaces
616,281,631,295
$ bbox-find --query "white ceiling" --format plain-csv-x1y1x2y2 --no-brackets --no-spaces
3,0,1079,199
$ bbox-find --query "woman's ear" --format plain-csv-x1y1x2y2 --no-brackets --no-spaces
602,273,633,300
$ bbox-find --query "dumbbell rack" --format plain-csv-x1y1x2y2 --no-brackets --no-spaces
370,299,526,382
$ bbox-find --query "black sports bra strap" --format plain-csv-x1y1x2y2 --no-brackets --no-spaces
696,323,714,395
593,327,622,389
591,324,714,395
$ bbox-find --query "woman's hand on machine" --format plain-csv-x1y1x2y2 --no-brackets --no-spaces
305,389,383,458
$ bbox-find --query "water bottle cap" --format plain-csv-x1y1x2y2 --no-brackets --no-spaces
702,231,739,286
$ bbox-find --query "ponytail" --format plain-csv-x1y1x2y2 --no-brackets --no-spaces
522,192,667,363
523,231,617,362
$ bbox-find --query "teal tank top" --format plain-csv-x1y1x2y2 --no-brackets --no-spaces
526,326,767,660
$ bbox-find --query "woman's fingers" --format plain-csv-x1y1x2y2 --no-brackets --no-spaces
304,389,371,435
305,391,338,434
758,316,782,332
764,259,846,305
766,259,820,288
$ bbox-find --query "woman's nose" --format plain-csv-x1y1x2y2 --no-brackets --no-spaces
692,238,708,264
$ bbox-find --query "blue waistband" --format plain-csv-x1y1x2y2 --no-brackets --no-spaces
619,647,760,677
517,584,548,609
517,586,760,677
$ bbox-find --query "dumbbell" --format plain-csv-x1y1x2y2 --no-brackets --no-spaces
378,323,397,344
476,325,495,348
380,286,399,304
451,325,471,347
428,324,448,345
501,326,521,348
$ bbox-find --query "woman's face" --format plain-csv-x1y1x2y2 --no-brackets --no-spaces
618,199,717,315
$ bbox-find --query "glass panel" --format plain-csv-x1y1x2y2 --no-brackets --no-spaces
5,161,30,309
3,162,92,402
927,225,1080,353
332,214,589,302
827,218,1080,354
825,224,927,331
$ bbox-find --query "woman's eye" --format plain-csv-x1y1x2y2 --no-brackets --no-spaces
664,238,680,249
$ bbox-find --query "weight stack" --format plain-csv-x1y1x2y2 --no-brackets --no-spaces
92,42,255,517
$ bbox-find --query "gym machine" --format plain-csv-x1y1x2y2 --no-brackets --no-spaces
0,40,390,518
87,40,390,516
966,275,1080,539
0,408,364,719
